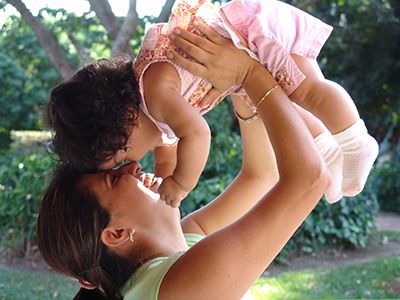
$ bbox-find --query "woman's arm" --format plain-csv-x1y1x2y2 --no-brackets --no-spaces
159,23,330,300
181,94,279,235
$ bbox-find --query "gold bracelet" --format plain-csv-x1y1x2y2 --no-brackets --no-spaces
255,84,280,111
234,109,258,124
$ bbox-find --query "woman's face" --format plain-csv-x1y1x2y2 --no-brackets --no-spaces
82,162,179,228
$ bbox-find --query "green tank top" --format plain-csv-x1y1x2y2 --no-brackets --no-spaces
121,233,204,300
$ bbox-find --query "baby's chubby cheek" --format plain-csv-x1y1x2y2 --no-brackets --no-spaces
126,149,149,162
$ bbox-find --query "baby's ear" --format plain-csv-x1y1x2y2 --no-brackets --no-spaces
133,109,143,128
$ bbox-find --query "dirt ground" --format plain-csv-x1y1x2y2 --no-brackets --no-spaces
265,212,400,275
377,212,400,232
0,213,399,276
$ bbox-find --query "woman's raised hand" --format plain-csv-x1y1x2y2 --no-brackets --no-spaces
168,20,256,92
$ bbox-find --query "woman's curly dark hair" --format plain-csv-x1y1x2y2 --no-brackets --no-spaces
47,56,142,171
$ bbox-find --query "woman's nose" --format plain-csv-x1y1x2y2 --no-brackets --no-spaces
121,161,142,176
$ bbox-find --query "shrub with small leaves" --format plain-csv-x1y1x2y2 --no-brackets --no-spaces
373,144,400,214
276,174,380,263
0,143,56,254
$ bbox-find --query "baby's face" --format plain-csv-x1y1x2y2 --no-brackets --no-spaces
98,110,164,170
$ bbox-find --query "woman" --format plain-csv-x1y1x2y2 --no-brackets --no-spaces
37,22,330,300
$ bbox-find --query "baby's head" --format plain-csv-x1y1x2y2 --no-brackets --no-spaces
47,56,142,171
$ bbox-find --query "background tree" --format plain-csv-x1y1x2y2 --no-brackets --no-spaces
0,0,176,147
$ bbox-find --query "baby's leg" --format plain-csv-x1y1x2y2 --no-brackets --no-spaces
289,54,359,133
290,54,379,197
295,104,343,203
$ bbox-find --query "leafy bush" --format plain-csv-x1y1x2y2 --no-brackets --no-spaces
0,142,56,254
290,0,400,142
373,144,400,214
275,174,380,263
0,15,61,148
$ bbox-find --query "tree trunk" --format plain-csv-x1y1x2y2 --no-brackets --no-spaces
6,0,76,79
111,0,137,57
67,32,92,64
88,0,120,40
157,0,176,23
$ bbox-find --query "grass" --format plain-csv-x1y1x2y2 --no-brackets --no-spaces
0,255,399,299
252,255,400,299
0,267,78,300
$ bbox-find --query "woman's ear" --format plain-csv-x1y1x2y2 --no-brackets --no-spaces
100,226,133,249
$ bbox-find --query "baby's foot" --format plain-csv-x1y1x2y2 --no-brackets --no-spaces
334,120,379,197
314,132,343,203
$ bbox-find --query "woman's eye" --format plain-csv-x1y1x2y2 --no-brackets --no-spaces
112,175,120,183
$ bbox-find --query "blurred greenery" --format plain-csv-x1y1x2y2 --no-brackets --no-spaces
289,0,400,144
0,138,56,254
373,142,400,214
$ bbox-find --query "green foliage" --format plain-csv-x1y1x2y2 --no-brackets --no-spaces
372,144,400,213
274,176,380,262
0,143,56,253
0,7,148,149
289,0,400,141
0,15,61,148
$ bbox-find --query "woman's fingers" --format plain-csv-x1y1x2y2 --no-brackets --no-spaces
197,88,223,112
170,24,256,91
168,49,208,78
172,26,216,53
150,177,162,192
171,33,210,64
192,19,226,45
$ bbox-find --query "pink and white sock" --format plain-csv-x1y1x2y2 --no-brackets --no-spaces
333,119,379,197
314,131,343,204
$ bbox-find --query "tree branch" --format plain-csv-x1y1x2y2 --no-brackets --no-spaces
88,0,120,40
67,32,92,64
6,0,76,79
111,0,137,57
156,0,176,23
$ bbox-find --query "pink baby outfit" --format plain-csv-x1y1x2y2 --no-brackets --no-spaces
133,0,333,144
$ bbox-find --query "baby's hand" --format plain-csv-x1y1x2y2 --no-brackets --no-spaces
158,176,190,208
140,173,162,193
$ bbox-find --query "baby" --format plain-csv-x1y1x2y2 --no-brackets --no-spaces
47,0,378,207
131,0,378,205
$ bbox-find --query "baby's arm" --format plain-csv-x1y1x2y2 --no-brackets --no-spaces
143,62,211,207
154,145,177,179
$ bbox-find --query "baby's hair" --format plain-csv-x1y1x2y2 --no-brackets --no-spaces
47,56,142,171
